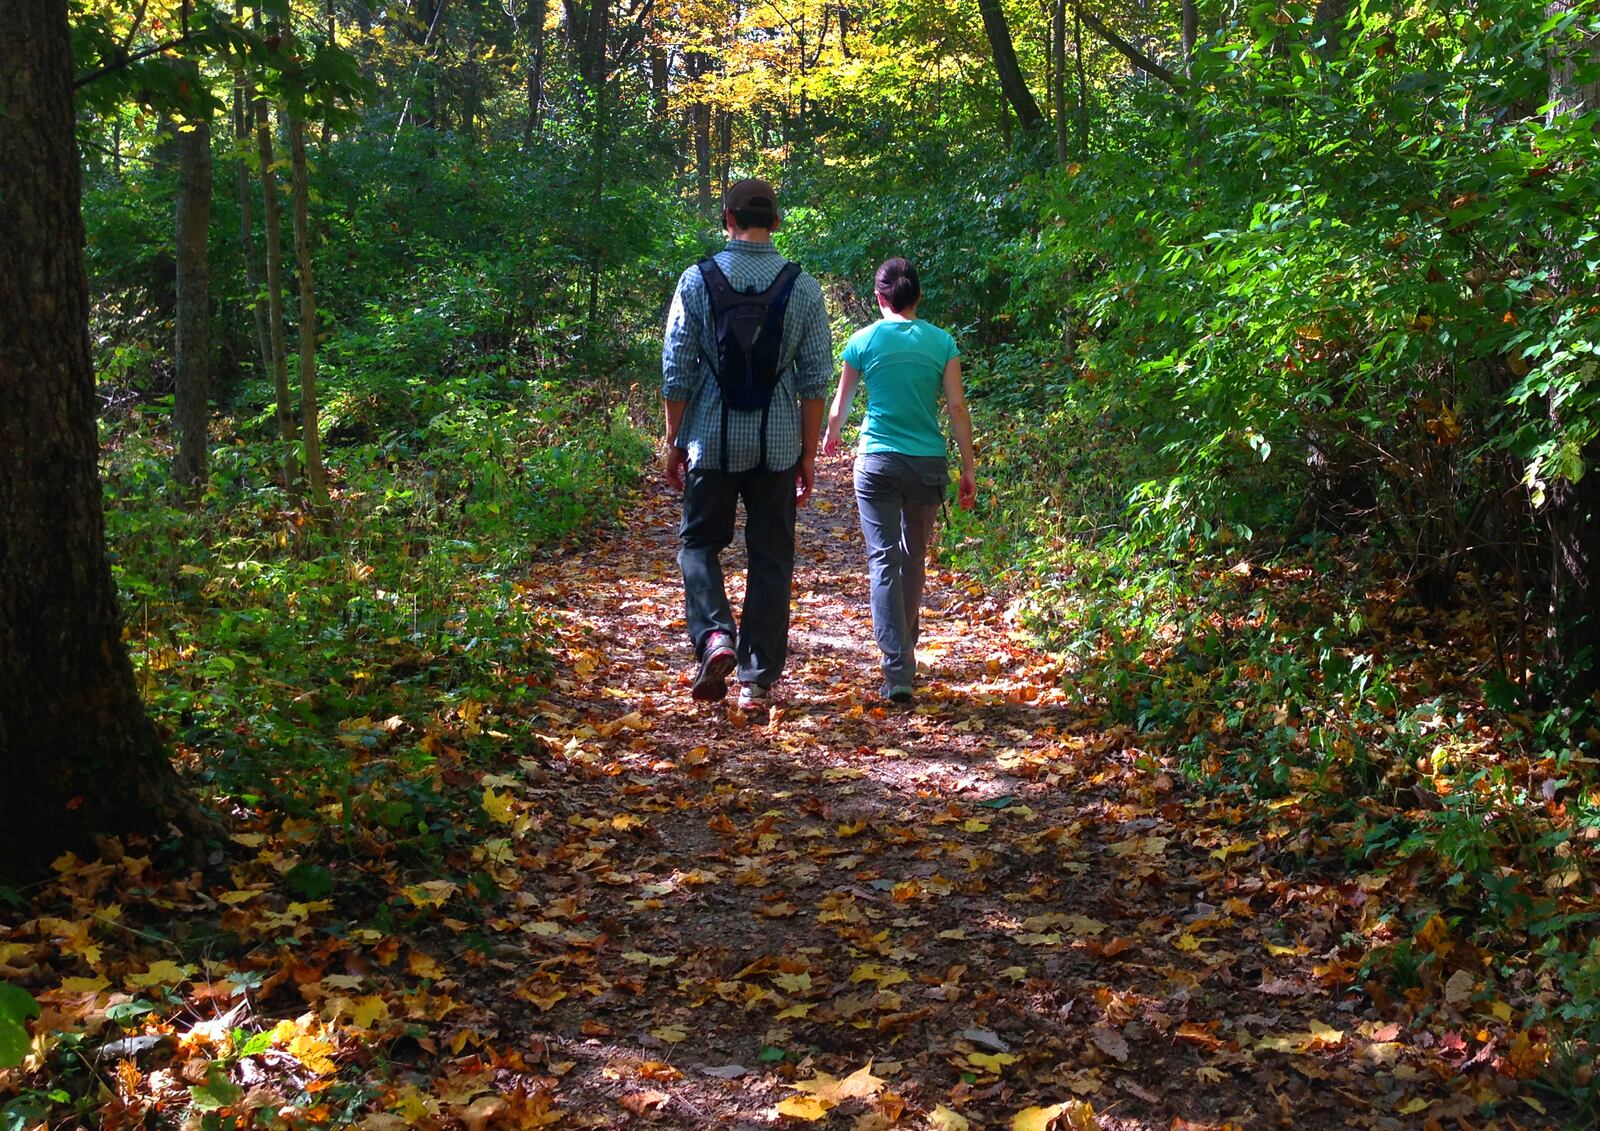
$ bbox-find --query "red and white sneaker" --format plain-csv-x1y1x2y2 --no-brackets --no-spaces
691,632,736,701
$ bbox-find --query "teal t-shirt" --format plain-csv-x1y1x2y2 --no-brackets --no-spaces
840,318,959,457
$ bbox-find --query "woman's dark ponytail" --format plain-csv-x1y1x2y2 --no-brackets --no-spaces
874,257,921,314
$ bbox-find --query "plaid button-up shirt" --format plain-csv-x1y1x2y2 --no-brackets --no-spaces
662,239,832,472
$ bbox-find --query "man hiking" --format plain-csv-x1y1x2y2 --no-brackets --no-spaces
661,179,832,711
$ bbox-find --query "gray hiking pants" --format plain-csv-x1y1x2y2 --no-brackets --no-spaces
853,452,947,688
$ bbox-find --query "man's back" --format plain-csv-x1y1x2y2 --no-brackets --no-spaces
663,239,831,474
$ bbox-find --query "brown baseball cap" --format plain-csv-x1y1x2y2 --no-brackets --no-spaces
725,178,779,223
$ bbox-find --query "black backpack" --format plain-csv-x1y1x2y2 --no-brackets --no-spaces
696,255,802,471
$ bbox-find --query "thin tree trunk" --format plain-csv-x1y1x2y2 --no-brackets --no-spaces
977,0,1043,131
1073,4,1089,156
1,0,190,879
691,51,712,215
525,0,548,141
1053,0,1068,163
717,107,732,197
235,66,272,388
255,87,300,488
287,112,332,528
1545,0,1600,701
1182,0,1197,77
172,59,212,498
650,44,669,125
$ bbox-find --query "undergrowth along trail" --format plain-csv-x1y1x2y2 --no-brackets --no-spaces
457,456,1556,1130
0,445,1569,1131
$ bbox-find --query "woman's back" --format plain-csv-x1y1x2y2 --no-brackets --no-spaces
841,318,958,458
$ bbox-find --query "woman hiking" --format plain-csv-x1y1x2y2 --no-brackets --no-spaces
822,258,977,703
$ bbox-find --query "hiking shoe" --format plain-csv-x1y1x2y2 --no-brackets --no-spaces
737,682,772,712
691,632,736,701
880,683,915,704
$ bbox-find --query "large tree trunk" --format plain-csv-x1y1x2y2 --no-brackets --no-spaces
977,0,1043,131
288,111,333,527
1545,0,1600,701
0,0,189,880
173,60,213,499
255,80,300,487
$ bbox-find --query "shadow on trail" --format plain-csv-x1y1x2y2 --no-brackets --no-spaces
449,461,1507,1131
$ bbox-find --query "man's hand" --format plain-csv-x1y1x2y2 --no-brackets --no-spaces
664,444,687,491
958,466,977,510
795,452,816,507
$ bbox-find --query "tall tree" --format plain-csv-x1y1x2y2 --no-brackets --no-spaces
234,50,273,397
254,28,300,489
287,105,333,527
1544,0,1600,700
172,58,213,498
1052,0,1068,162
523,0,550,140
1,0,189,879
977,0,1043,131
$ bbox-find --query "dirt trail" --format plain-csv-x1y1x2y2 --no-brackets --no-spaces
464,457,1516,1131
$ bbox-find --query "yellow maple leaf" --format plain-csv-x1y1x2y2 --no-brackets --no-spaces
60,975,110,993
408,951,445,979
401,880,458,908
775,1094,833,1120
849,963,908,989
126,960,197,988
351,995,390,1028
929,1105,970,1131
1011,1100,1099,1131
650,1025,687,1044
389,1083,440,1122
288,1031,338,1075
792,1062,885,1103
482,787,516,824
967,1052,1018,1073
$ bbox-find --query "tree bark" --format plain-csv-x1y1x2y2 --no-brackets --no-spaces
173,60,212,499
0,0,190,880
1182,0,1197,77
689,48,712,215
234,67,272,392
977,0,1043,131
1073,4,1089,155
254,76,300,488
1052,0,1068,162
1545,0,1600,700
525,0,548,140
287,111,332,528
650,43,669,125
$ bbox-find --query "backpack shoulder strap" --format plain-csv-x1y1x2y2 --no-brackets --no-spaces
696,256,737,311
764,261,803,301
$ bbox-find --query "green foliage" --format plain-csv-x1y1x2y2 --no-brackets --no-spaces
0,984,39,1068
104,376,648,861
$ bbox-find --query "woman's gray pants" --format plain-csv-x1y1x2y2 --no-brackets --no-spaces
853,453,947,688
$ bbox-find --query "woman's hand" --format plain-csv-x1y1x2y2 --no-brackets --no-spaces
958,465,977,510
821,425,843,457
